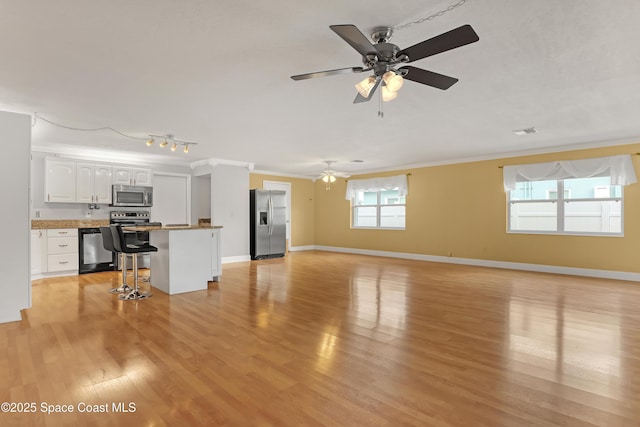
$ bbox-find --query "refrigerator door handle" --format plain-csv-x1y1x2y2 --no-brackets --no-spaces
268,196,272,235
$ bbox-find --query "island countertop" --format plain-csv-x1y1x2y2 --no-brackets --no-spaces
123,225,223,231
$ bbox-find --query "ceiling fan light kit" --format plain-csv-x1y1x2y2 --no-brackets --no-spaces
317,160,345,190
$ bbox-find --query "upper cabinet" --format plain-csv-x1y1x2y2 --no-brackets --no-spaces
113,167,152,186
76,163,113,204
45,159,76,202
45,158,152,204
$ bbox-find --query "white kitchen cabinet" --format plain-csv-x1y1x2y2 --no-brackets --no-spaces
77,163,113,204
44,159,76,202
46,229,78,272
112,167,152,186
30,230,46,275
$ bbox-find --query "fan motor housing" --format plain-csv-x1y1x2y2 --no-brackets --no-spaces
362,42,400,68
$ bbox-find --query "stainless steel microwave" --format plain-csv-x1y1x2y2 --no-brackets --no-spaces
111,185,153,207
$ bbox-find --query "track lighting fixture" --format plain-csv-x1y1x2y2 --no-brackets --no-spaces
149,133,196,154
32,113,198,154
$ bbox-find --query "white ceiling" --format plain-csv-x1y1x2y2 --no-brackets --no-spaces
1,0,639,177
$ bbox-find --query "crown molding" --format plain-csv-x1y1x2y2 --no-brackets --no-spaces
190,158,254,170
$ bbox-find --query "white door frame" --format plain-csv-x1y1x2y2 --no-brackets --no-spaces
263,180,291,247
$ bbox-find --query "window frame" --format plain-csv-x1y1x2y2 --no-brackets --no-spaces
507,178,624,237
352,189,406,230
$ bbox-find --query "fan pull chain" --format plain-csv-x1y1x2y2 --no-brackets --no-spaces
378,90,384,118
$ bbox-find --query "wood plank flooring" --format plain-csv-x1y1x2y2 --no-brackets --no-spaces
2,250,640,426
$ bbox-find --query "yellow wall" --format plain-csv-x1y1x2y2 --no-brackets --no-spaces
313,143,640,273
249,174,316,247
250,143,640,272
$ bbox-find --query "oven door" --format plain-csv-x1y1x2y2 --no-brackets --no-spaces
79,228,115,274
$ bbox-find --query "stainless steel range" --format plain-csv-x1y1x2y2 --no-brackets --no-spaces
110,210,151,270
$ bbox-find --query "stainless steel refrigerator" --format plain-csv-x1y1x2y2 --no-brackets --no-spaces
250,189,286,259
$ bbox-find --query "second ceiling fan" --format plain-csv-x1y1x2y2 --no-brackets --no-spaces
291,24,479,103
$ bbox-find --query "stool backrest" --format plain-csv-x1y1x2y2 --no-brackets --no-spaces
100,227,116,252
110,225,125,252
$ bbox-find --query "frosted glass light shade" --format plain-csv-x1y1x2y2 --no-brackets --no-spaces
355,76,376,97
382,86,398,102
383,71,403,92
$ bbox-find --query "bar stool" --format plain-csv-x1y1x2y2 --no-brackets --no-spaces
110,225,158,301
99,227,131,294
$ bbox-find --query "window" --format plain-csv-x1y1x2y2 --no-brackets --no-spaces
504,154,636,236
345,174,409,230
353,189,406,229
509,176,623,235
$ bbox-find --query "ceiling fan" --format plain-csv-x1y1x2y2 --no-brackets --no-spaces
316,161,349,190
291,24,479,103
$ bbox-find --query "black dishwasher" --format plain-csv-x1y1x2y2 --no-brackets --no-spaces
78,228,115,274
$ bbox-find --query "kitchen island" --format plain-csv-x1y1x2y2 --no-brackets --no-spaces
124,225,222,295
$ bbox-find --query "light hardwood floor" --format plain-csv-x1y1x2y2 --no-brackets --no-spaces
2,251,640,426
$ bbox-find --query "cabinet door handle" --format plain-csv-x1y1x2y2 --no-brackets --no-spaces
95,195,99,202
60,261,68,265
59,244,68,248
59,231,68,234
47,194,50,201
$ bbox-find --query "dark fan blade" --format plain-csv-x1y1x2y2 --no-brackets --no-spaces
398,24,479,63
399,66,458,90
291,67,364,81
353,78,380,104
330,25,378,57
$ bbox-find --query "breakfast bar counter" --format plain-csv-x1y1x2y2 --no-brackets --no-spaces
125,225,222,295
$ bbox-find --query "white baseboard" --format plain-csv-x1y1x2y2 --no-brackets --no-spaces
309,245,640,282
222,255,251,264
289,245,315,252
31,270,79,281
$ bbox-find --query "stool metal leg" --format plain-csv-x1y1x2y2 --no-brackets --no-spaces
119,254,152,301
110,253,132,294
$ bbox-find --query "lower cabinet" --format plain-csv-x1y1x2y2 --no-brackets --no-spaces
46,229,78,273
30,230,45,275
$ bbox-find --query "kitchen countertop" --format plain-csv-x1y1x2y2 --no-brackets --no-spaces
31,219,110,229
124,225,223,231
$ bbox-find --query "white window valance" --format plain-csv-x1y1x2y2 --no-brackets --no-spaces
345,174,408,200
503,154,637,191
